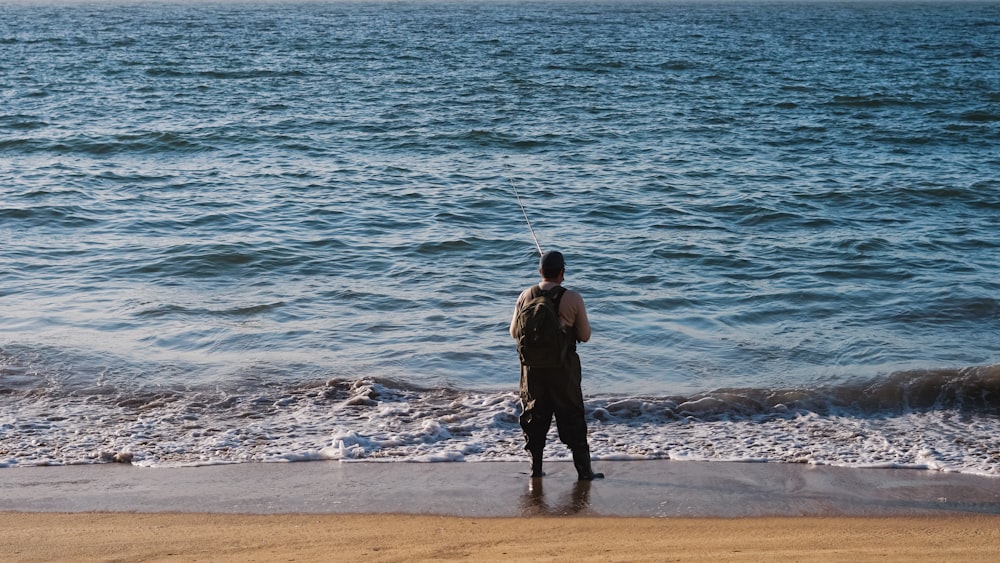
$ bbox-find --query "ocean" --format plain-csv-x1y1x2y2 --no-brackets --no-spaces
1,0,998,474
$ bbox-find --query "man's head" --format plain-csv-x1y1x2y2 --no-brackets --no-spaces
539,250,565,281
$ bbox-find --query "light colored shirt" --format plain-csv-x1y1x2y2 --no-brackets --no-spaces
510,281,591,342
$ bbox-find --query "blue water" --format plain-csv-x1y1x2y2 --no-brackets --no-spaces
1,1,999,472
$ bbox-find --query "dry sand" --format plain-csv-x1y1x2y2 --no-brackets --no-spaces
2,460,999,561
3,512,1000,562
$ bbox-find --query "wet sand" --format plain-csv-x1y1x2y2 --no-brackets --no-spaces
3,460,998,517
2,461,999,561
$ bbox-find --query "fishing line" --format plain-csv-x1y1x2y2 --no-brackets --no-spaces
504,166,544,257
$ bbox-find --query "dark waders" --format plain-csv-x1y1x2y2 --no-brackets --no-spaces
519,346,603,480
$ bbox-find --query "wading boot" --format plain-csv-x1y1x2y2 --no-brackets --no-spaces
530,449,545,478
572,448,605,480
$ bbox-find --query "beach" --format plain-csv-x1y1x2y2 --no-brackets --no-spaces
5,512,1000,562
3,460,999,561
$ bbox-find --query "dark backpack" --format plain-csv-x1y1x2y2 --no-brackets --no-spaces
514,286,569,368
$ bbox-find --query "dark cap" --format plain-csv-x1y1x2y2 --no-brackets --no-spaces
539,250,565,271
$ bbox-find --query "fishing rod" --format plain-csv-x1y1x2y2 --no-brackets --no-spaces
505,166,544,257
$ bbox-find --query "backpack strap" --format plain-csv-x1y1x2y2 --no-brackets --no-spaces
536,285,567,318
526,285,567,314
547,286,577,352
549,286,567,310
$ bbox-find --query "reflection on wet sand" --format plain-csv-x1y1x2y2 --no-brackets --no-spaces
520,478,594,516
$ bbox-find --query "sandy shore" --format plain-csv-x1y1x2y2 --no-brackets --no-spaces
2,460,999,561
4,512,999,562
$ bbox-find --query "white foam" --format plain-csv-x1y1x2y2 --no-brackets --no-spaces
1,379,998,476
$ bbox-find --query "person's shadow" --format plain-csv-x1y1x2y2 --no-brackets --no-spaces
519,477,594,516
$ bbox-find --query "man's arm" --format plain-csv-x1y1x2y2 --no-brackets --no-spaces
561,290,591,342
510,289,528,339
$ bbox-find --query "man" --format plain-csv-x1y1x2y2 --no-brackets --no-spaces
510,250,604,480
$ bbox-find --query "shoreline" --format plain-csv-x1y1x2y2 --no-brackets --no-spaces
4,461,1000,561
2,459,998,517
